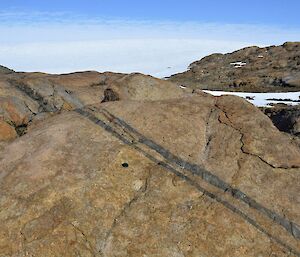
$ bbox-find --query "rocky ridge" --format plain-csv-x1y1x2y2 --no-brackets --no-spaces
0,70,186,143
168,42,300,92
0,65,14,75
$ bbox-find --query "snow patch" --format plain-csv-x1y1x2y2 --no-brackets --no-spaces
230,61,247,68
203,90,300,107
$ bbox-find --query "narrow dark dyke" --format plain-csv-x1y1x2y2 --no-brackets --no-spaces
8,79,58,112
75,108,132,145
99,108,300,241
75,107,300,257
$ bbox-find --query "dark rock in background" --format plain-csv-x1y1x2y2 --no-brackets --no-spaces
262,105,300,137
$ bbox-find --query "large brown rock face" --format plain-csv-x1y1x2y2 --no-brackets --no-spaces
0,68,300,257
168,42,300,92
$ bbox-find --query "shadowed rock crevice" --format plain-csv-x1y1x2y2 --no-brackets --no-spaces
203,105,218,156
101,88,120,103
262,106,300,137
14,123,28,136
1,120,30,139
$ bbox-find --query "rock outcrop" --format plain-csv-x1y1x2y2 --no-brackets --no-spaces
0,70,190,141
0,66,300,257
262,105,300,137
168,42,300,92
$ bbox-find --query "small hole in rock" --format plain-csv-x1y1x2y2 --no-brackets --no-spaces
122,163,129,168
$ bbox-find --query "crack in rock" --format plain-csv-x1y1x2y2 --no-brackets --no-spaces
99,171,151,255
214,103,293,169
70,223,97,257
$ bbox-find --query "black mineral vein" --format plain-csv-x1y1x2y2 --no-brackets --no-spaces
75,107,300,256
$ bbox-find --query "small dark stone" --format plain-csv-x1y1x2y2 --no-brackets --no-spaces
122,163,129,168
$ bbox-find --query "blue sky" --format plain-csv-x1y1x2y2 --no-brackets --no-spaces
0,1,299,75
1,0,300,27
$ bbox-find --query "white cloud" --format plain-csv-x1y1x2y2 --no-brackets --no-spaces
0,39,253,77
0,13,299,77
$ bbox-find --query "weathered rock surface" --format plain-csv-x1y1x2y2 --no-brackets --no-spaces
0,67,300,257
0,70,188,140
169,42,300,92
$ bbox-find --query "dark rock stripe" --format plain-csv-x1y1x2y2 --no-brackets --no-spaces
100,108,300,240
8,79,58,112
75,107,300,256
